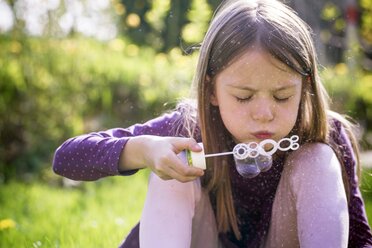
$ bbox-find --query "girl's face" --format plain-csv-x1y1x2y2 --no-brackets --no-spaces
211,47,302,143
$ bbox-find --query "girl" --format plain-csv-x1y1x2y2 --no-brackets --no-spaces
53,0,372,247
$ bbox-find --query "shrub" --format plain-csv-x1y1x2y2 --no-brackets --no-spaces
321,63,372,148
0,36,198,181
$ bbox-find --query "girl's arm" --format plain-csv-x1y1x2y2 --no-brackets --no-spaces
119,135,203,182
287,143,349,247
53,128,131,181
53,111,203,181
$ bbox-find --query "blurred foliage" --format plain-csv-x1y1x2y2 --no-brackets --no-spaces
1,0,372,59
360,0,372,44
118,0,372,64
322,63,372,148
117,0,219,52
359,0,372,69
0,35,198,181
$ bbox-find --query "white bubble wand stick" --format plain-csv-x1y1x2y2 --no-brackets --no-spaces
182,135,300,178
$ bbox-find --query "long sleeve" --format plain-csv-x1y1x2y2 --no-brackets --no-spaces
331,120,372,247
53,111,185,181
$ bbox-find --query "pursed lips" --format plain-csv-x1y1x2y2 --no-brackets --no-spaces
251,131,274,140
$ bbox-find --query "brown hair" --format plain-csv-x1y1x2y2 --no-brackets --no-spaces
183,0,360,240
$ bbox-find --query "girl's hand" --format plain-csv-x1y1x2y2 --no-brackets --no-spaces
119,135,204,182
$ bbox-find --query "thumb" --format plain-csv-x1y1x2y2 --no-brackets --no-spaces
170,137,203,153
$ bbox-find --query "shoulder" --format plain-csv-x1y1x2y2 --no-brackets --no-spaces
327,112,359,185
327,111,357,157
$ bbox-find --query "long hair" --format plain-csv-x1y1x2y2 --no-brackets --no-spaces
184,0,360,240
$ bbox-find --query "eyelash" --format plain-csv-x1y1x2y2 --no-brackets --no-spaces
273,96,291,102
236,96,252,103
235,96,291,103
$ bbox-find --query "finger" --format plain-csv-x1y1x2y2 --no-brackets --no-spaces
153,148,204,181
170,137,202,153
168,152,205,177
177,164,205,177
156,172,172,181
165,165,201,183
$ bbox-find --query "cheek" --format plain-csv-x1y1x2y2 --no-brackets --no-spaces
219,101,249,124
280,101,300,127
219,105,239,125
218,104,245,132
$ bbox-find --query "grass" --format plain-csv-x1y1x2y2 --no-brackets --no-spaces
361,168,372,224
1,168,372,247
0,169,149,248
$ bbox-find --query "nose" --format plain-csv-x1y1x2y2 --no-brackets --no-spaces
251,99,275,122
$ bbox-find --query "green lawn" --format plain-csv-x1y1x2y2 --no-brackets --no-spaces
0,170,149,248
1,168,372,248
361,168,372,224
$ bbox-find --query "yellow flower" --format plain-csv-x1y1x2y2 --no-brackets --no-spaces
0,219,16,230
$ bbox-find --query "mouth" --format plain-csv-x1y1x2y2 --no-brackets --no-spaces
251,131,274,140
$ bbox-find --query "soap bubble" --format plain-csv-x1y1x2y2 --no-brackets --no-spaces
255,154,272,172
234,156,261,178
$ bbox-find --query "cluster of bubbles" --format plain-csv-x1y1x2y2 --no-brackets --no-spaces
233,135,299,178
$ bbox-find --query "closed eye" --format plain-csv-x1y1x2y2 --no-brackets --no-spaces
236,96,253,103
273,95,292,102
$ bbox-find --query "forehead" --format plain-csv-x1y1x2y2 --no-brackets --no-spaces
215,47,302,88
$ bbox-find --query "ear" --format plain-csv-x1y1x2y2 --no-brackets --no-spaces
207,75,219,106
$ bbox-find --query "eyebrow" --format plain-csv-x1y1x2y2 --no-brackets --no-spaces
227,82,299,91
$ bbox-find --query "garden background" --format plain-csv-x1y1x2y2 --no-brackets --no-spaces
0,0,372,247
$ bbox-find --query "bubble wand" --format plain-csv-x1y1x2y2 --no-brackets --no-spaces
181,135,300,178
